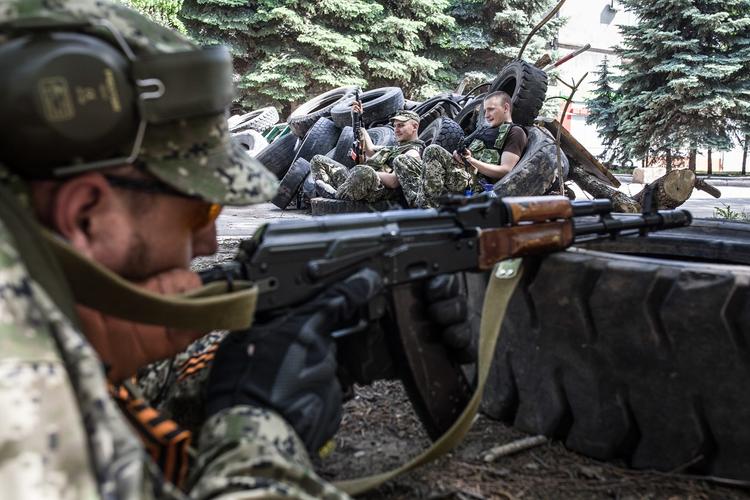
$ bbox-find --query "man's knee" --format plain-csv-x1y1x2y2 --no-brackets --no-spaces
337,166,381,201
423,144,452,164
392,154,423,176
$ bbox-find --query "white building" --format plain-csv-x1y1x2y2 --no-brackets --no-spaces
550,0,746,172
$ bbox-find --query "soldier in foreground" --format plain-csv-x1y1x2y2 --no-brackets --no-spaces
0,1,380,497
310,106,424,204
407,91,529,208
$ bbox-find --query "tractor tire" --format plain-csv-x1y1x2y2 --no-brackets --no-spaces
271,157,310,209
228,106,279,133
418,117,465,154
332,126,356,168
330,87,405,128
255,132,299,179
479,221,750,480
287,86,357,137
367,126,396,147
489,60,548,126
455,95,486,136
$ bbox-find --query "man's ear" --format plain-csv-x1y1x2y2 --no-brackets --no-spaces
51,173,114,258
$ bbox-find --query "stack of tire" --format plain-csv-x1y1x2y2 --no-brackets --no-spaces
251,59,552,210
228,107,279,156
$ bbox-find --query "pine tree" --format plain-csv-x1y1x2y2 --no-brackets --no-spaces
439,0,561,84
615,0,750,166
586,58,625,164
179,0,454,112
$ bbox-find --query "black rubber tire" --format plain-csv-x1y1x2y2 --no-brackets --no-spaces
366,126,396,147
255,132,299,179
271,157,310,209
418,117,465,154
489,60,548,126
492,126,568,196
310,197,404,215
231,130,268,156
290,117,341,170
479,222,750,480
454,95,486,136
331,126,356,168
403,99,422,111
330,87,405,128
287,86,357,137
228,106,280,133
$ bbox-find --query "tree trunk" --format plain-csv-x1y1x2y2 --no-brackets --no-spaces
569,163,641,213
633,169,695,210
707,149,713,175
666,149,673,172
689,148,697,172
742,135,748,176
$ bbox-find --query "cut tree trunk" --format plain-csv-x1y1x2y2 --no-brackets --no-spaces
689,148,697,172
707,149,713,175
569,163,641,213
742,135,748,176
633,169,696,210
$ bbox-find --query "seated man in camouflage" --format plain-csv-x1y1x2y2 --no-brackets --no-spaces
412,91,528,207
310,106,424,203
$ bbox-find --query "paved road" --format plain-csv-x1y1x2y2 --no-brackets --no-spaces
216,184,750,241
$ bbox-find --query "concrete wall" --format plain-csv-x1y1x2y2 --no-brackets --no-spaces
547,0,746,172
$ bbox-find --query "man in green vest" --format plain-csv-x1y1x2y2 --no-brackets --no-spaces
310,107,424,203
410,91,529,208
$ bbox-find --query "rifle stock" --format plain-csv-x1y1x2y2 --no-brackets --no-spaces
199,195,692,438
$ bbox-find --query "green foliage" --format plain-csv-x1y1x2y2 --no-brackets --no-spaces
615,0,750,161
178,0,560,112
123,0,186,32
586,58,627,164
713,203,750,222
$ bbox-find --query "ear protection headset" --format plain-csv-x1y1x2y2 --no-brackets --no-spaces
0,20,234,177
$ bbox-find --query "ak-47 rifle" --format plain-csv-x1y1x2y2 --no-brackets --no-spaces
350,89,365,164
198,195,691,439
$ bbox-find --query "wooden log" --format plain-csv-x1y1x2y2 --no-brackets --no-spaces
569,163,641,213
534,53,552,69
537,118,620,187
633,169,695,210
695,178,722,199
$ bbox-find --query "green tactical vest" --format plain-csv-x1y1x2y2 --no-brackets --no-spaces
467,123,516,165
366,140,424,173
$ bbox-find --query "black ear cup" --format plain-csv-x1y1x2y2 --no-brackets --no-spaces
0,32,137,176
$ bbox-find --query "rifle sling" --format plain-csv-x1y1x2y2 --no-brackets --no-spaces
41,229,258,331
335,258,524,495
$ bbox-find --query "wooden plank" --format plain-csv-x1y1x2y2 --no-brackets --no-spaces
537,118,620,188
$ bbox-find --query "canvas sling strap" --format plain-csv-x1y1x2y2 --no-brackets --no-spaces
335,258,524,495
40,229,259,331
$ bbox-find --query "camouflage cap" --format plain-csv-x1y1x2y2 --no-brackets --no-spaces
390,110,421,124
0,0,277,206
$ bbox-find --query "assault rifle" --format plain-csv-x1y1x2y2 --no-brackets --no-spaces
199,195,691,439
349,88,365,164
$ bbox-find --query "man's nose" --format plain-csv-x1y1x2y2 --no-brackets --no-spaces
192,221,218,257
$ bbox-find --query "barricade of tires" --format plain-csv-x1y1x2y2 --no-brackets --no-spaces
231,59,549,210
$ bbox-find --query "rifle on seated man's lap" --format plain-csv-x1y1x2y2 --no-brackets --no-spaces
198,195,692,440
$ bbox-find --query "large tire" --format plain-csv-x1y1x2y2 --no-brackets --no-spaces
479,222,750,480
271,157,310,209
228,106,279,133
291,117,341,169
287,86,357,138
231,129,268,157
330,87,405,128
492,126,568,197
489,60,548,126
418,117,464,154
366,126,396,147
331,126,356,168
255,132,299,179
454,95,486,136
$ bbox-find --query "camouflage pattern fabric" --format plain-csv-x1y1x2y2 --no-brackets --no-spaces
393,145,473,209
310,155,399,203
0,0,278,206
310,155,350,189
365,140,423,172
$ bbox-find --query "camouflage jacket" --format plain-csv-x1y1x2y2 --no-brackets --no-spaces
0,215,348,499
366,140,424,173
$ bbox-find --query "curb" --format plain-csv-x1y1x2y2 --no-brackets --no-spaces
614,173,750,188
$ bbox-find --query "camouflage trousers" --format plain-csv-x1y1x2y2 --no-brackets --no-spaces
310,155,401,203
394,145,473,208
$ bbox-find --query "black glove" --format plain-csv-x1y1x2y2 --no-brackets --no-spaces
206,269,383,453
425,274,476,364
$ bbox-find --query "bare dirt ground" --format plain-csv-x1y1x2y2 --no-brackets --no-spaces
209,205,749,500
318,381,748,500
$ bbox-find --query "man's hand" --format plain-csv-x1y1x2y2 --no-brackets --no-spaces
453,149,476,173
351,100,364,115
425,274,475,364
205,269,383,454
